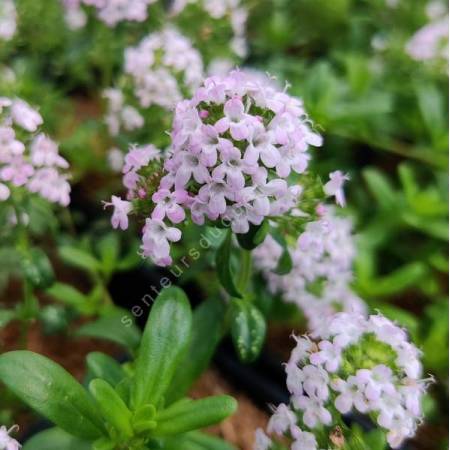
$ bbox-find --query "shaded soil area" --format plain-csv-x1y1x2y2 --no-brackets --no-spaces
190,368,269,450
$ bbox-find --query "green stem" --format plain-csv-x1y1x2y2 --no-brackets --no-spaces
19,278,34,347
237,249,252,293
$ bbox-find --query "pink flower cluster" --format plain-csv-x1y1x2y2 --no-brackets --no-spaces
106,70,327,266
253,207,366,335
255,312,429,450
406,16,448,63
62,0,156,28
103,27,203,146
0,98,71,206
103,88,144,137
0,0,16,41
123,27,204,110
406,2,448,65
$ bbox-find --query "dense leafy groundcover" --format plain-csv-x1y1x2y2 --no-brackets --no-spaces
0,0,448,450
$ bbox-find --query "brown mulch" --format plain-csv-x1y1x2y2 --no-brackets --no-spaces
190,368,269,450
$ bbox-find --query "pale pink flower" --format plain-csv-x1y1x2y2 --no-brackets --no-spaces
324,170,349,207
104,195,132,230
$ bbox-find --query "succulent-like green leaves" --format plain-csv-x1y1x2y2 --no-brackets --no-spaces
22,427,91,450
75,310,141,352
166,298,226,403
154,395,237,436
0,351,105,439
230,300,266,362
89,378,133,438
132,286,192,409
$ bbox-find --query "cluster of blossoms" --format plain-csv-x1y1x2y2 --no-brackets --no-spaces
0,0,16,41
406,2,448,65
123,27,204,110
61,0,157,29
0,98,70,206
0,425,20,450
107,70,326,265
103,27,203,143
171,0,248,57
104,143,161,230
253,206,366,335
255,312,429,450
103,88,144,137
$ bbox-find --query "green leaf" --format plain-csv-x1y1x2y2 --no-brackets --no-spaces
163,432,237,450
398,163,418,200
97,233,120,279
86,352,126,387
59,246,101,274
132,286,192,409
116,241,141,272
166,298,226,403
415,83,445,142
230,300,266,362
75,311,141,352
23,427,91,450
271,231,293,275
363,168,397,210
183,431,237,450
422,301,449,374
46,282,88,308
89,378,133,438
154,395,237,436
0,309,16,328
236,221,269,250
215,230,242,298
360,262,428,297
21,248,54,290
273,247,293,275
0,351,105,439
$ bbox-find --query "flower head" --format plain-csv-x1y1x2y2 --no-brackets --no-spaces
0,98,71,207
259,313,429,449
0,0,16,41
108,70,325,267
62,0,157,28
123,28,204,110
406,14,448,65
253,207,366,335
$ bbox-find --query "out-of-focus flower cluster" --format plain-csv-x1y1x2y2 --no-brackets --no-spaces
171,0,248,58
123,27,203,110
406,1,448,65
0,0,16,41
255,312,430,450
0,98,70,206
106,69,327,266
253,206,366,334
62,0,157,28
0,425,21,450
103,27,203,139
